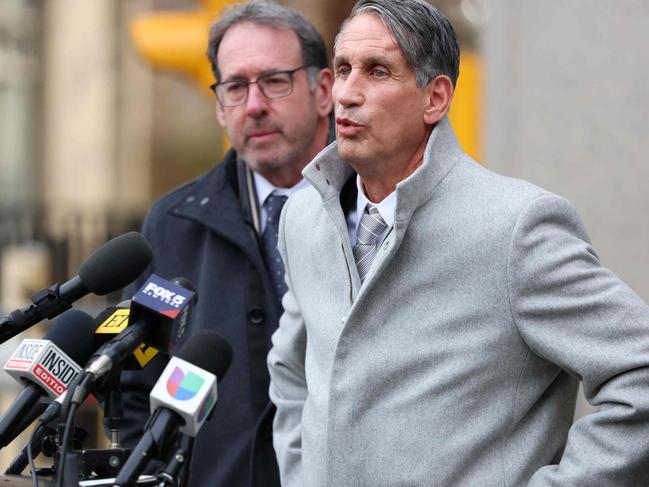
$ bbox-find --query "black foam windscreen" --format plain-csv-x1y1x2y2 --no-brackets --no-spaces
176,332,233,382
78,232,153,295
171,277,198,304
45,309,99,366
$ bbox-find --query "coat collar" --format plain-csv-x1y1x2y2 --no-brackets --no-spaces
167,150,265,271
303,117,464,298
303,116,463,226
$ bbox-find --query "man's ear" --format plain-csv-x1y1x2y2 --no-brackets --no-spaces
423,75,454,125
313,68,334,118
216,101,226,127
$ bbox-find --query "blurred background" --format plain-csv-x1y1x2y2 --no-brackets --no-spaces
0,0,647,467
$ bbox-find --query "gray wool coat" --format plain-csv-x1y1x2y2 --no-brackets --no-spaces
268,117,649,486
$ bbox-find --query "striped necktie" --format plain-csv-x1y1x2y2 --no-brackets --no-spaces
353,204,388,282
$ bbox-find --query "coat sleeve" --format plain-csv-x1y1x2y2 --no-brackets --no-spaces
507,193,649,486
267,197,308,487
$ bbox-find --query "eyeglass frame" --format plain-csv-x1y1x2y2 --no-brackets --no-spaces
209,65,312,107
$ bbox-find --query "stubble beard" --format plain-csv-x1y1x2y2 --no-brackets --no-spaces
244,129,317,184
243,100,322,183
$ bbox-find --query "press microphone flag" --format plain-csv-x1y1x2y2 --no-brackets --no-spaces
150,359,216,437
0,309,97,448
94,302,159,370
129,274,196,350
0,232,153,344
4,339,81,398
151,331,232,432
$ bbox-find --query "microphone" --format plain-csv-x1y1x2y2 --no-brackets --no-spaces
93,277,197,371
69,275,197,406
0,232,152,344
113,332,233,487
0,309,97,448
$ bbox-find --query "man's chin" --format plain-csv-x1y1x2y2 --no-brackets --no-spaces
242,139,284,159
336,140,365,165
240,150,285,171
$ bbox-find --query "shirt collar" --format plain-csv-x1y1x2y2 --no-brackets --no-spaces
253,171,309,205
355,174,396,229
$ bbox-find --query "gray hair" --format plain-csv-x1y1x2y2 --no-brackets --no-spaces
335,0,460,88
207,0,328,87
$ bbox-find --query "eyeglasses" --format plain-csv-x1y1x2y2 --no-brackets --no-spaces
210,65,310,107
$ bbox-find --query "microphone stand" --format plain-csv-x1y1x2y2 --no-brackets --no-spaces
156,434,194,487
56,370,130,484
104,387,123,448
0,284,74,344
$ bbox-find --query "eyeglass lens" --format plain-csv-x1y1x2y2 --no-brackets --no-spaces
217,71,296,106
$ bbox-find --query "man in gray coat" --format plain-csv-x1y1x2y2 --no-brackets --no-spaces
268,0,649,485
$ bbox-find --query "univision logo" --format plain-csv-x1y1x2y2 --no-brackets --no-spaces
167,366,205,401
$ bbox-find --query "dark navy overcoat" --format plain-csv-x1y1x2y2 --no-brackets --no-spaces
120,149,281,487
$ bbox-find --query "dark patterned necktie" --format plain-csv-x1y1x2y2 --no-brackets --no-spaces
261,193,288,300
353,204,388,282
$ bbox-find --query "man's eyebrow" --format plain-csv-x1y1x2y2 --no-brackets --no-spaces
333,55,349,69
221,67,291,83
333,54,395,70
220,74,247,83
364,55,395,69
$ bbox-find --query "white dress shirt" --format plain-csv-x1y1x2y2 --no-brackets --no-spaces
346,174,396,245
253,172,309,233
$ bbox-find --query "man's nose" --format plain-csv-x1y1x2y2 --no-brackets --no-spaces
245,83,269,117
333,72,364,108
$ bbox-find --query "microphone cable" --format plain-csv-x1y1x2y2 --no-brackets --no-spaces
55,371,92,487
27,423,40,487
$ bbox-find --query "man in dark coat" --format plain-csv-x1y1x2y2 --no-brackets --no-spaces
119,2,333,486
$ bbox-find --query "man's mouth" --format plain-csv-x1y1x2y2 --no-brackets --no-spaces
336,118,362,128
336,118,363,136
247,130,278,141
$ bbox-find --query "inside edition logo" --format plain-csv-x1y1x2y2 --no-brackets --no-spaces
167,367,204,401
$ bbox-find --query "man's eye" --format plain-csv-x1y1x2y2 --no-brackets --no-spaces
336,66,351,77
264,76,289,86
226,83,246,93
371,69,387,77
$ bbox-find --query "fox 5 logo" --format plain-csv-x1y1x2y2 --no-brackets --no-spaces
143,282,187,308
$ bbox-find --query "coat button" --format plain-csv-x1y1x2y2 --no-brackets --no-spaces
248,308,265,325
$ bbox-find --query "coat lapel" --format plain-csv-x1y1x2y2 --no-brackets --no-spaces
167,152,267,277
